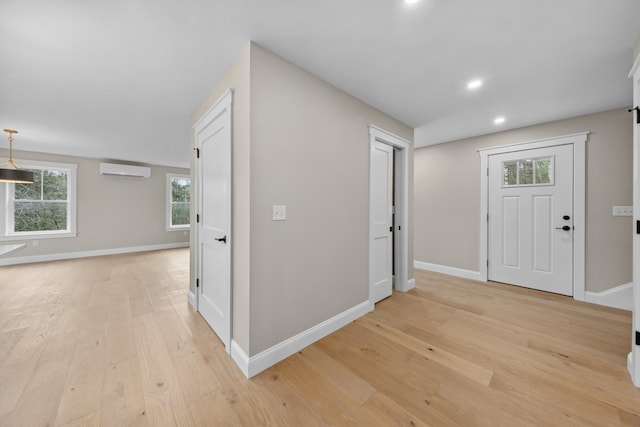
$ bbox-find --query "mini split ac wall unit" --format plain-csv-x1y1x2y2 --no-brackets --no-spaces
99,162,151,179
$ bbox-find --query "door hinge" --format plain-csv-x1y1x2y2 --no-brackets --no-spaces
196,214,200,223
398,225,401,231
487,259,489,267
629,106,640,124
392,206,395,214
487,213,489,222
196,278,199,288
636,331,640,346
194,147,200,158
389,226,393,232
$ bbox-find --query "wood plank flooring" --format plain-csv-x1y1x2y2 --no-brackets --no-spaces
1,248,639,426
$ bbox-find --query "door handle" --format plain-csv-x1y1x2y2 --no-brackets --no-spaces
555,226,571,231
215,235,227,243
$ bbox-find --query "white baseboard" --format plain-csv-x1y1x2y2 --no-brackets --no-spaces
414,260,482,281
230,340,250,377
404,278,416,291
188,290,197,309
0,242,189,266
415,261,631,311
628,352,640,388
585,282,632,311
231,300,371,378
395,277,416,293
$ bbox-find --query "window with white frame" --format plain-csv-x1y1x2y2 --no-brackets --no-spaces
502,156,554,187
0,160,77,239
166,173,190,230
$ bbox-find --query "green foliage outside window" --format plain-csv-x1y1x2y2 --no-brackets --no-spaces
171,178,190,226
503,157,553,187
535,159,552,184
13,169,68,232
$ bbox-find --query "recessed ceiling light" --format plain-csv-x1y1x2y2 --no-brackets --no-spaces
467,79,483,90
405,0,420,4
494,116,506,125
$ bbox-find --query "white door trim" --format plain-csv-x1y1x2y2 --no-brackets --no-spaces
628,55,640,388
479,132,588,301
368,125,411,310
194,88,234,352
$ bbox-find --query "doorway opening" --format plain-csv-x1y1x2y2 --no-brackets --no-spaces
368,125,412,308
479,132,587,300
193,88,234,353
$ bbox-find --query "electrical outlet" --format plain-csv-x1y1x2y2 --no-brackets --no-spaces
272,205,286,221
613,206,633,217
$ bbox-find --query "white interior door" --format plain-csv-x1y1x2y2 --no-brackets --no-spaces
630,61,640,388
370,140,394,303
488,144,573,295
195,90,232,352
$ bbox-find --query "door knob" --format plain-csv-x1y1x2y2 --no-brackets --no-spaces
563,215,570,220
215,235,227,243
555,226,571,231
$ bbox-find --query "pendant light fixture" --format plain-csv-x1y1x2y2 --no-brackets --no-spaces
0,129,35,184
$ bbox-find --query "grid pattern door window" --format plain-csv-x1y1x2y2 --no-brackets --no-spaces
503,156,554,187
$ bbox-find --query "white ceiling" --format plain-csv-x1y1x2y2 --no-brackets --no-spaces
1,0,639,168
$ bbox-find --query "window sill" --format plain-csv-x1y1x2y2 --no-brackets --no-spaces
0,232,77,241
167,227,190,232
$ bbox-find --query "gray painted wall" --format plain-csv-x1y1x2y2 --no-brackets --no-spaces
249,43,413,355
0,149,189,261
414,108,632,293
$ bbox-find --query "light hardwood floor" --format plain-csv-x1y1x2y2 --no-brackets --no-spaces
1,248,640,426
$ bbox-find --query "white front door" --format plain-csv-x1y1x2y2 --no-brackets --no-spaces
370,140,394,303
194,90,233,352
488,144,574,295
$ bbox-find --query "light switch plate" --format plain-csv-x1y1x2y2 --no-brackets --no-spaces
613,206,633,217
273,205,286,221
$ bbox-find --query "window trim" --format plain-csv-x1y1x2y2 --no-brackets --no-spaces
166,173,191,231
0,159,77,241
